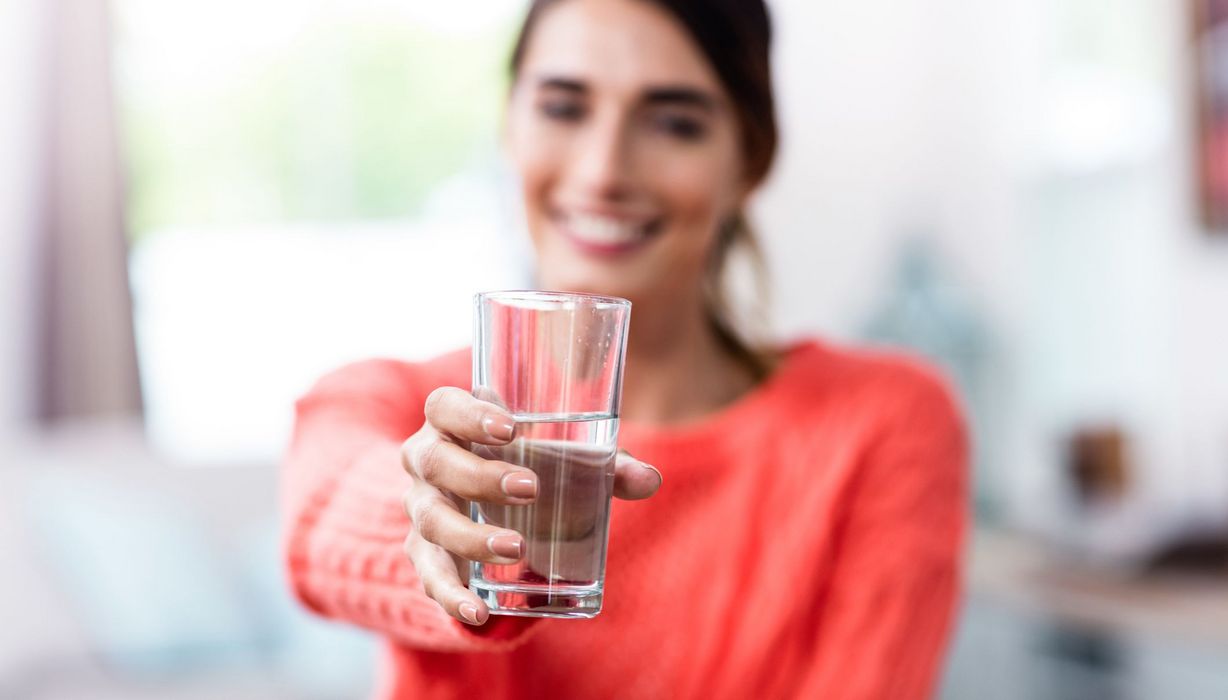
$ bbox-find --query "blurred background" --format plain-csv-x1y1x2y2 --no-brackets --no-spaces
2,0,1227,697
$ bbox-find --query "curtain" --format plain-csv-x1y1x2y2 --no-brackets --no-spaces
35,0,142,422
0,3,36,428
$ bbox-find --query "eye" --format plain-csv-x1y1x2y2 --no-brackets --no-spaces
539,98,585,122
651,113,707,142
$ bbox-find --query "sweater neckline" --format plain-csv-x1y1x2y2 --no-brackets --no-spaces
617,339,817,449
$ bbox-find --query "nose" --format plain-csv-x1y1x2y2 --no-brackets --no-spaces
569,110,633,201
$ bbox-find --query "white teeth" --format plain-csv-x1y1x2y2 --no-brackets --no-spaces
566,213,646,245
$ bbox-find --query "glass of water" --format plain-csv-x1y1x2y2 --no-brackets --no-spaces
469,290,631,618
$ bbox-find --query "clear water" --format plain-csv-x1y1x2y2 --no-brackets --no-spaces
470,415,618,617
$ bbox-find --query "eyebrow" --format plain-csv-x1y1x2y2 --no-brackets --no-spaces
538,76,586,93
644,87,718,111
535,76,720,112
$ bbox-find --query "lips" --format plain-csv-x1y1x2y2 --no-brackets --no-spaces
553,210,662,256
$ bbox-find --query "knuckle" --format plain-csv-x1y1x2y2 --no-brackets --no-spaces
423,387,447,416
411,502,437,541
423,386,456,420
400,437,417,474
415,440,445,483
406,492,427,524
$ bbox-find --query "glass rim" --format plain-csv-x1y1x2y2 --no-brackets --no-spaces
476,289,631,309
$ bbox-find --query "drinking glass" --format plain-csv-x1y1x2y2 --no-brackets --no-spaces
469,290,631,618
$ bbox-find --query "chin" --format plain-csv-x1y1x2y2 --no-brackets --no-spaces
538,272,640,301
532,249,638,298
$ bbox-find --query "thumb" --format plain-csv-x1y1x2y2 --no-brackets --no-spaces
613,449,662,501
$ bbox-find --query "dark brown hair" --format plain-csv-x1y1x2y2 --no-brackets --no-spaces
509,0,778,377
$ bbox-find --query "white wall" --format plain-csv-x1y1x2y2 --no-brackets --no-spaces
757,0,1228,531
0,0,44,432
757,0,1040,338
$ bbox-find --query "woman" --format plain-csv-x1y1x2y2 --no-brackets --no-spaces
282,0,967,697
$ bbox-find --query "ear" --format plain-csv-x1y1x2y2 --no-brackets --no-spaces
733,148,766,212
732,175,761,214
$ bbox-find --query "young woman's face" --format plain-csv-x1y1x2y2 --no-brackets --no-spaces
505,0,748,306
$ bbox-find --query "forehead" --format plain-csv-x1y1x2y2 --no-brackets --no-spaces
519,0,724,95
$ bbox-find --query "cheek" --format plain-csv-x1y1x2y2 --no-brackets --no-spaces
510,125,550,190
648,144,742,251
508,122,560,241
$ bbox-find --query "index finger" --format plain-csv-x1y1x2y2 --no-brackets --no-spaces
404,531,490,626
424,386,516,445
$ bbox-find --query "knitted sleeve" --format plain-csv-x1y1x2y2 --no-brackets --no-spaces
280,359,536,652
799,366,969,699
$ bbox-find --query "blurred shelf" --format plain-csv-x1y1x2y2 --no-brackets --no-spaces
968,528,1228,649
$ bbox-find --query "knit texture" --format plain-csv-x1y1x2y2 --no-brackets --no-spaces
282,340,968,699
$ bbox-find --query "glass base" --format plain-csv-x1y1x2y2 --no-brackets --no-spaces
471,580,603,619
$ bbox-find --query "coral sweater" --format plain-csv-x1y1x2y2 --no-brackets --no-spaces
282,340,968,699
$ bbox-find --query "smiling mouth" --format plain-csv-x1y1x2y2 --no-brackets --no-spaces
553,210,662,256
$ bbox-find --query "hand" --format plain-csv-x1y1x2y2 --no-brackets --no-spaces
399,387,662,626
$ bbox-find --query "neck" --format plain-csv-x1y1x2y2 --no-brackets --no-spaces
619,299,757,425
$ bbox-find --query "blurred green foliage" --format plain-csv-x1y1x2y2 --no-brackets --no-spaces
118,16,512,240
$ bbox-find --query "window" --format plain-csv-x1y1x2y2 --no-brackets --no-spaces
116,0,529,463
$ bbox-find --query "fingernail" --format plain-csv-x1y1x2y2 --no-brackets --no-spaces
501,471,538,499
482,414,515,441
459,602,482,625
487,532,523,559
642,463,663,489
